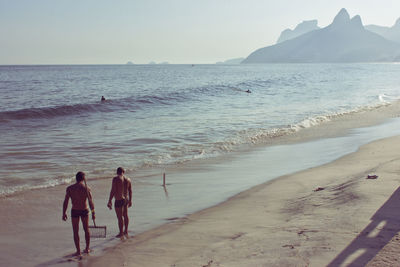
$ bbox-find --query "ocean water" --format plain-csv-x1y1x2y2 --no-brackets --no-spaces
1,63,400,196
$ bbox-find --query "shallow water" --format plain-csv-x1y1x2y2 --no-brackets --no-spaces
1,63,400,195
129,116,400,232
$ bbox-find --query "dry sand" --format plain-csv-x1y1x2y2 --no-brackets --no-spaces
87,135,400,267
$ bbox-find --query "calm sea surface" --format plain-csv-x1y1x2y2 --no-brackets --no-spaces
1,63,400,195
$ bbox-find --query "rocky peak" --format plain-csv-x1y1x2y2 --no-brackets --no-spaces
294,20,318,32
394,18,400,28
276,19,319,43
331,8,351,27
350,15,364,29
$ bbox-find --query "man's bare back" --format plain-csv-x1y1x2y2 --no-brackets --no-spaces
107,167,132,237
111,175,131,201
66,183,92,210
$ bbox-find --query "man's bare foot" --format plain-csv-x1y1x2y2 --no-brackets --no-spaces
72,251,82,257
83,248,92,254
124,232,129,238
116,233,124,238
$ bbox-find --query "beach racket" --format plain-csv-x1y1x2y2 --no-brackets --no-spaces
83,179,107,238
89,219,107,238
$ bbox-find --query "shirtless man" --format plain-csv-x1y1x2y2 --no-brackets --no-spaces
62,171,95,256
107,167,132,237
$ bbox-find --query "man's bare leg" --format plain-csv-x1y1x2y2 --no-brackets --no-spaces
123,206,129,236
82,215,91,253
115,207,124,237
71,217,81,256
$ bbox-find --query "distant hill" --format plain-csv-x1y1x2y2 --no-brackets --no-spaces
216,57,244,64
242,8,400,63
277,20,320,43
366,18,400,43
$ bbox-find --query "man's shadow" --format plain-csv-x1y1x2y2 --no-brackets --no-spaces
327,186,400,267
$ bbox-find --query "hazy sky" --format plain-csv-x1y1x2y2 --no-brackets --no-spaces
1,0,400,64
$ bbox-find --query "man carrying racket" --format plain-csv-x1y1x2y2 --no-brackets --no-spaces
62,171,95,256
107,167,132,238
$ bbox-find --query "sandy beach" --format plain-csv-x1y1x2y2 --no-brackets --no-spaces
86,135,400,267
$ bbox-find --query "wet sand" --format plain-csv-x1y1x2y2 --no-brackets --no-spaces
87,135,400,267
2,103,400,266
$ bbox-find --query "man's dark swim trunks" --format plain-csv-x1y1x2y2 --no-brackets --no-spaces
71,209,89,218
115,198,127,208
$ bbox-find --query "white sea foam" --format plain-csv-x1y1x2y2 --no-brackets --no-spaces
2,64,400,196
0,176,73,197
230,100,397,148
0,101,396,197
379,93,399,103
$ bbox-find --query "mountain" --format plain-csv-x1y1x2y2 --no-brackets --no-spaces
366,18,400,43
242,8,400,63
277,20,320,43
216,57,245,64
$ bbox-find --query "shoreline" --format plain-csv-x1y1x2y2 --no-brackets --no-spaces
1,100,399,198
1,103,400,266
88,134,400,267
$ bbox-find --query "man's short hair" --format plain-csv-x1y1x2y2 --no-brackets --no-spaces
76,171,85,182
117,167,125,175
